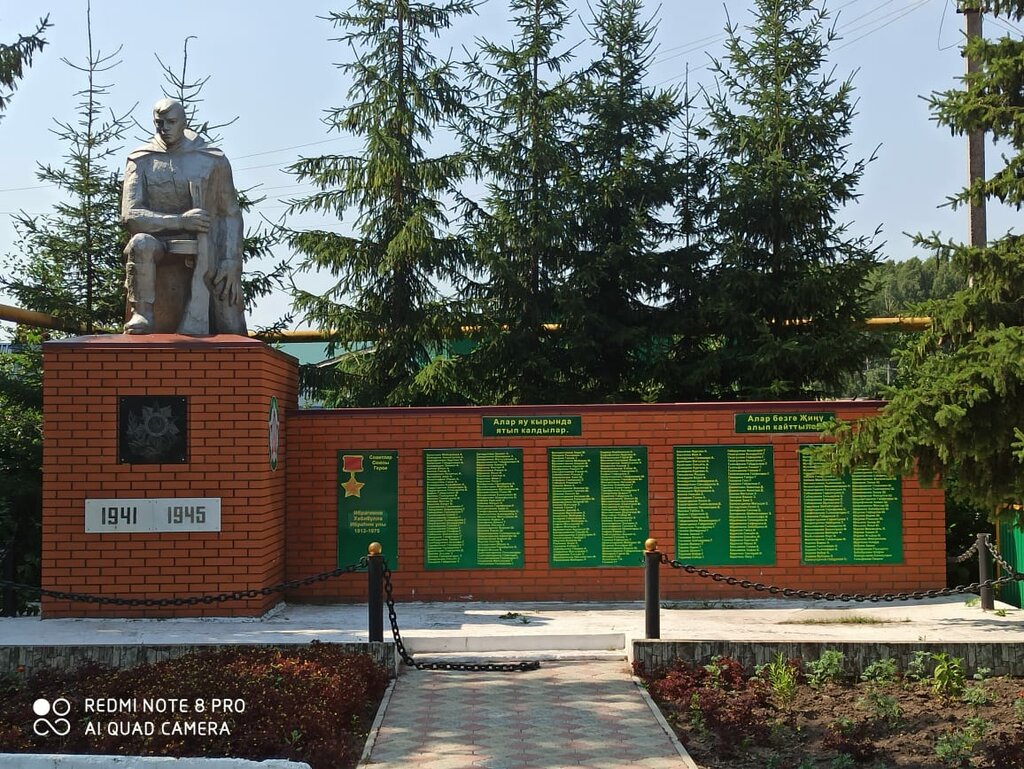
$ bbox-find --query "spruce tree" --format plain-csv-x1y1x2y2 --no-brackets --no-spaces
286,0,474,406
558,0,686,402
2,7,130,331
456,0,579,404
0,15,49,121
827,3,1024,519
697,0,879,399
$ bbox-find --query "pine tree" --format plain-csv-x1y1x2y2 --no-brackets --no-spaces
556,0,686,402
826,3,1024,519
696,0,879,399
2,6,130,331
0,15,50,121
286,0,474,406
456,0,579,404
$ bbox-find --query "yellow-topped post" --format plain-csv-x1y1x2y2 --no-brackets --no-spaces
368,542,384,642
644,538,660,639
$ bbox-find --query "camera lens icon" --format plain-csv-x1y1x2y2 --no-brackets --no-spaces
32,698,71,736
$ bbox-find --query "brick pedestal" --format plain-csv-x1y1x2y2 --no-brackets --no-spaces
41,335,297,618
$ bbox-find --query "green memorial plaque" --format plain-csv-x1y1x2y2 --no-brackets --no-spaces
423,449,524,570
674,446,775,565
337,450,399,569
482,416,582,437
735,412,836,434
548,447,648,568
799,446,903,564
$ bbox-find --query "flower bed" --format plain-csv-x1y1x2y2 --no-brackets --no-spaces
0,643,389,769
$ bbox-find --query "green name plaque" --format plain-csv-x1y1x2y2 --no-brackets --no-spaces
799,447,903,564
337,450,399,569
675,446,776,565
548,447,649,568
735,412,836,434
423,449,524,570
482,416,581,437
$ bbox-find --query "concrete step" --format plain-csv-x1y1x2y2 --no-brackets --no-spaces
401,631,626,655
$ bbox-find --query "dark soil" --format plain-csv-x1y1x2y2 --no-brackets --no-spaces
636,656,1024,769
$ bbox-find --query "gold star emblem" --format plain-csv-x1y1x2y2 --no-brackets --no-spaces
342,476,365,497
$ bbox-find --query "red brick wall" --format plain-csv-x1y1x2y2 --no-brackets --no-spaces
285,402,946,603
41,335,298,618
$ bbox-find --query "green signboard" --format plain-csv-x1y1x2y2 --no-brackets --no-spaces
548,447,648,568
735,412,836,434
675,446,775,565
482,416,582,437
337,450,399,569
423,449,524,569
799,446,903,564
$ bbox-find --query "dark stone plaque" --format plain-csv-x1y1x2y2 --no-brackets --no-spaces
118,396,187,464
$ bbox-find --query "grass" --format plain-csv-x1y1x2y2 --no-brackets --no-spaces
778,615,910,626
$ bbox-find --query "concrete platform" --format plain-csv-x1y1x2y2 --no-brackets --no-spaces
2,595,1021,653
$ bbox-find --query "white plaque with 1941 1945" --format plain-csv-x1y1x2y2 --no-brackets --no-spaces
84,498,221,533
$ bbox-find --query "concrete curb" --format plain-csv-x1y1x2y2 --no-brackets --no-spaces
0,757,310,769
631,676,701,769
356,678,397,767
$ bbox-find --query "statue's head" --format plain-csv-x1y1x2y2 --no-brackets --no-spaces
152,98,187,149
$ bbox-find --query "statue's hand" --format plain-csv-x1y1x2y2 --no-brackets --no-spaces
211,261,243,307
181,208,211,233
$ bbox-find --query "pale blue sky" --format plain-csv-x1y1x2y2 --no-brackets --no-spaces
0,0,1016,330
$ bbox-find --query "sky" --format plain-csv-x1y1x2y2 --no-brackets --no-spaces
0,0,1019,331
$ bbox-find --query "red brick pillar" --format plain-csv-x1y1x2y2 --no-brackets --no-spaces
41,335,298,618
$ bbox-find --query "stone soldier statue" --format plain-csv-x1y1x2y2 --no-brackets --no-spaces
121,98,246,335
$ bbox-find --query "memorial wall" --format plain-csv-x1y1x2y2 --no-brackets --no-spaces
289,402,946,604
43,337,948,617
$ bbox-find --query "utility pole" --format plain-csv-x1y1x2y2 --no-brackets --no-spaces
960,2,987,249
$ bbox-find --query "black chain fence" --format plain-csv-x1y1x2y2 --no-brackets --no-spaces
381,561,539,672
0,558,369,607
949,540,980,564
660,548,1022,603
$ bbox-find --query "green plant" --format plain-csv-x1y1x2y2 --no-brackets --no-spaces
965,596,980,608
861,657,899,685
931,653,966,700
996,608,1009,617
963,683,992,706
824,717,877,762
1014,693,1024,723
807,649,846,687
757,652,799,705
906,650,931,682
934,717,989,767
860,690,903,728
973,666,991,681
830,755,856,769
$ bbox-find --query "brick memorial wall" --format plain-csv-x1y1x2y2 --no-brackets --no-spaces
41,336,297,618
41,338,946,617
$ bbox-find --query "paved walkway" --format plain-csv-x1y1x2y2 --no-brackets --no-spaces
359,659,692,769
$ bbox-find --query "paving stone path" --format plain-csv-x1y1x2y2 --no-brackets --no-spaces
360,659,692,769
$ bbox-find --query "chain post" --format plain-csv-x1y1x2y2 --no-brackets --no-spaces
367,542,384,643
977,532,995,611
644,537,661,640
1,545,15,617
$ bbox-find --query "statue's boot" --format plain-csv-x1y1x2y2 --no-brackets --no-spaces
125,303,154,334
124,249,157,334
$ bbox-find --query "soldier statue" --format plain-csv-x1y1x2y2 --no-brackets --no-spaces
121,98,246,335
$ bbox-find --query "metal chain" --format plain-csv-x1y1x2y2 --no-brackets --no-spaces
985,538,1017,577
950,541,979,564
0,558,369,607
381,561,539,673
661,553,1019,603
